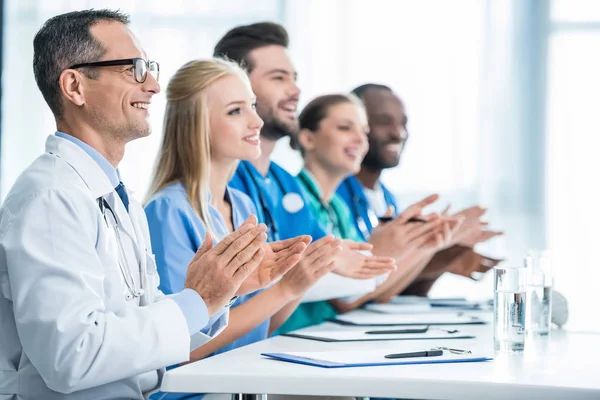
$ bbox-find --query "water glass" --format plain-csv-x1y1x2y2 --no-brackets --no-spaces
525,251,553,336
494,267,527,353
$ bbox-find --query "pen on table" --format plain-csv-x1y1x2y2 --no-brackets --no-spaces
378,216,427,224
365,327,429,335
435,328,459,334
384,349,444,359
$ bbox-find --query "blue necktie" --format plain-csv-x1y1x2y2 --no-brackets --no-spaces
115,181,129,212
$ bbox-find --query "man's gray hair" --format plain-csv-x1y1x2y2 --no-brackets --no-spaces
33,9,130,118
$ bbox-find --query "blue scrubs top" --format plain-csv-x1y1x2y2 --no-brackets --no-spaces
145,183,269,400
230,161,334,336
229,160,326,242
336,175,400,241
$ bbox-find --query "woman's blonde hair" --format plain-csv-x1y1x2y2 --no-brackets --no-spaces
145,58,251,237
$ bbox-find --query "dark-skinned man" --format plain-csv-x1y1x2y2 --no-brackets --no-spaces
337,83,504,296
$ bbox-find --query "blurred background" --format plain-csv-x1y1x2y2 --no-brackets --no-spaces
1,0,598,331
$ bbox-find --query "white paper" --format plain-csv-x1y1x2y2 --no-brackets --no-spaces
364,303,433,314
334,310,484,325
302,273,376,302
389,295,431,305
289,328,473,341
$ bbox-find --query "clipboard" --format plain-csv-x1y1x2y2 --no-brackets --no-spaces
429,299,489,310
364,302,434,314
261,349,492,368
332,311,487,326
282,328,475,342
388,296,490,310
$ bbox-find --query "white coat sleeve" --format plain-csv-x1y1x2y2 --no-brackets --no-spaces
3,189,193,394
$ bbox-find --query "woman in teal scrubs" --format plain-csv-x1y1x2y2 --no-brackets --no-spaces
290,94,461,318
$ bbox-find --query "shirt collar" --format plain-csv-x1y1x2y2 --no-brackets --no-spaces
204,185,231,204
364,180,383,195
345,175,369,204
55,131,122,188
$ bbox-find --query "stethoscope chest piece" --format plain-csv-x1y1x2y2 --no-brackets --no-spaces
125,288,145,301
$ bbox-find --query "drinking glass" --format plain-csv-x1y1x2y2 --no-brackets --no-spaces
525,250,553,336
494,267,527,352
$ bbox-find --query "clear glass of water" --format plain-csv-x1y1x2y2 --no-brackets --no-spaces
525,251,553,337
494,267,527,353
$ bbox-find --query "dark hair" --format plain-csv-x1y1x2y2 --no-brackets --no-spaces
291,94,359,152
351,83,392,100
33,9,130,118
213,22,289,72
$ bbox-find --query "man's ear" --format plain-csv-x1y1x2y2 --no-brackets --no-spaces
58,69,86,107
297,128,316,152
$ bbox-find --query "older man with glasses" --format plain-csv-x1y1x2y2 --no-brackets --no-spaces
0,9,307,400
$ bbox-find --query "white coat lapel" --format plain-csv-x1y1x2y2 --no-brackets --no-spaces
45,135,114,199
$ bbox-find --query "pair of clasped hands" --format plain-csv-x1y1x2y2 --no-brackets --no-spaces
182,215,391,317
183,194,499,317
369,194,503,270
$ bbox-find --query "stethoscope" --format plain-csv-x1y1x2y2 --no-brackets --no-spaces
242,162,283,242
296,172,346,238
343,180,384,240
48,150,144,301
98,198,145,300
356,204,380,240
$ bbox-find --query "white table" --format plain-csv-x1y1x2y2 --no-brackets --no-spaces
161,310,600,399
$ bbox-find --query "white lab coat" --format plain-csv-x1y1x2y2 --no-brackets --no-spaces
0,135,227,400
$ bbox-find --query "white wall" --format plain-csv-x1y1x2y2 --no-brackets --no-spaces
1,0,598,330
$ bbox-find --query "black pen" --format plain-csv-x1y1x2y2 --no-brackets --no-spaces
385,349,444,359
365,327,429,335
378,216,427,224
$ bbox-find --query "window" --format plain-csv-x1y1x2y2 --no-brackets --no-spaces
1,0,283,198
545,0,600,331
277,0,538,301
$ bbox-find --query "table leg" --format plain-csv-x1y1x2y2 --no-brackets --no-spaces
232,394,267,400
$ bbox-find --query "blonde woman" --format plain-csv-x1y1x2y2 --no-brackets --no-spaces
144,59,348,376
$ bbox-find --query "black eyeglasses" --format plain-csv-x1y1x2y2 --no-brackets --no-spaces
69,58,159,83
